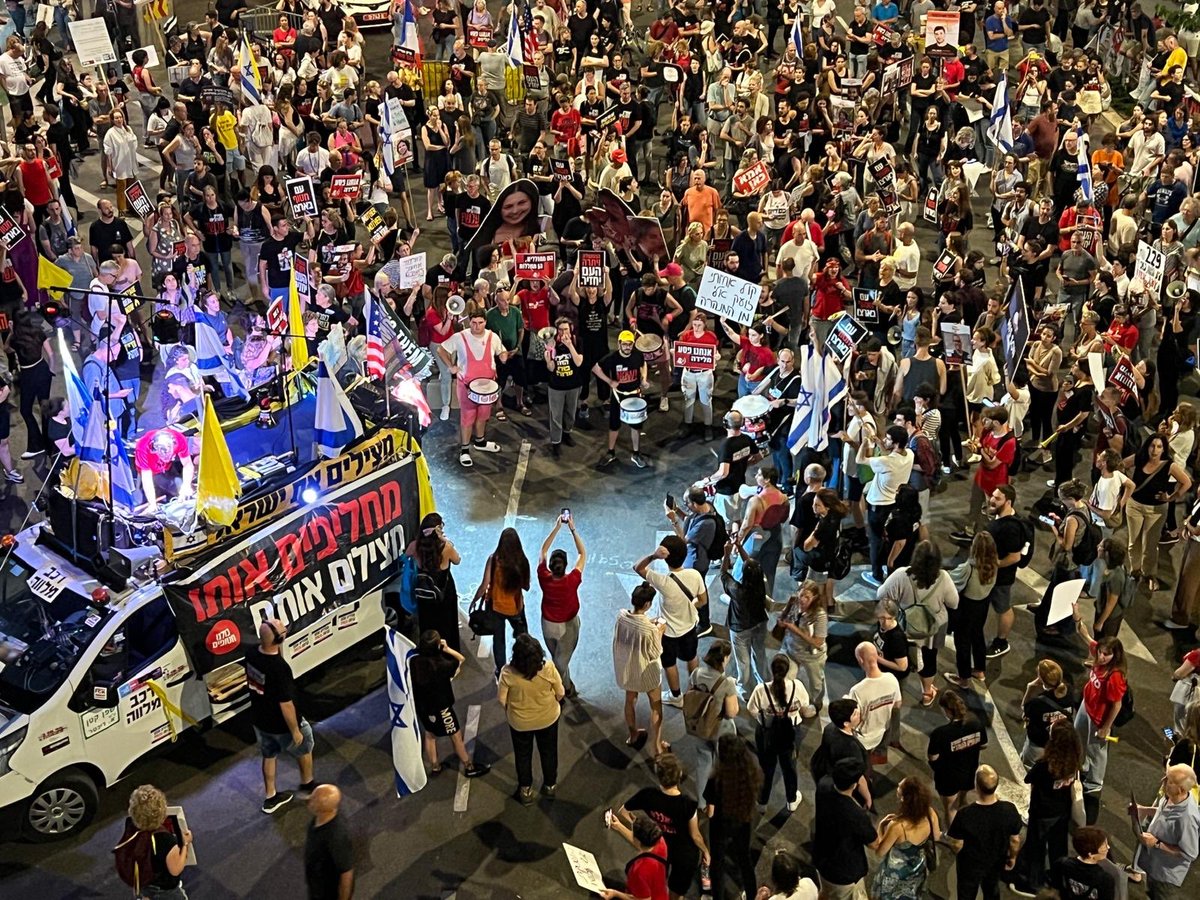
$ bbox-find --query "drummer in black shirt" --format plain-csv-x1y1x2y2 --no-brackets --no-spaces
626,273,682,413
594,331,648,469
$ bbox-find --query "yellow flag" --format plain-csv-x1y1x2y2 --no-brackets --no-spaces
195,394,241,527
37,255,75,299
288,269,310,372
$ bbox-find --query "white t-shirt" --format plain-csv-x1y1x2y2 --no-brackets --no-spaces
892,240,920,290
87,281,111,336
295,146,330,177
845,414,876,475
770,882,820,900
441,328,503,368
0,53,28,97
848,672,902,751
747,678,813,723
1090,471,1130,523
645,566,705,638
865,451,913,506
1001,385,1031,438
776,237,819,281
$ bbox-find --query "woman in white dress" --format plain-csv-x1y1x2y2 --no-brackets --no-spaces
612,581,668,756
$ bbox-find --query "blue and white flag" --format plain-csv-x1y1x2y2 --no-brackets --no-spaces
239,41,263,106
986,75,1013,152
384,626,427,797
78,399,137,510
787,342,848,455
194,311,249,400
506,1,525,67
791,13,804,56
1076,126,1093,205
314,360,363,458
57,330,90,448
398,0,421,62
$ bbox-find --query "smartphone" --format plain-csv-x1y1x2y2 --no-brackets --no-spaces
604,808,614,829
1165,727,1177,741
560,508,570,523
665,493,676,510
1038,515,1057,526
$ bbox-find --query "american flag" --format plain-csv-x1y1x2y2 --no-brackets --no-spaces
365,290,387,380
520,1,538,62
507,0,537,67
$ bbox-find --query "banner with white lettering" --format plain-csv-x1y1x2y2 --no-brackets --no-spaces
163,458,422,675
578,250,606,287
696,267,762,327
825,314,869,363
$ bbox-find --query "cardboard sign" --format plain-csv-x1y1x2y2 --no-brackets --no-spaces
550,158,571,181
1136,240,1166,298
45,153,62,180
359,206,388,243
868,156,893,184
514,252,556,280
68,18,116,67
467,24,493,48
266,297,287,335
932,248,957,281
397,252,427,289
940,321,972,366
0,208,26,252
922,187,939,223
578,250,606,287
826,314,869,363
872,24,891,44
673,340,718,370
330,173,361,201
732,160,772,195
696,267,761,327
124,180,155,219
522,64,541,91
1108,354,1139,401
293,254,312,302
596,106,619,129
287,176,319,219
706,238,733,270
999,278,1030,383
853,288,879,323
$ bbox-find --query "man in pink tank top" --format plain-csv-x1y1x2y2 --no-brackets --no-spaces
437,310,510,467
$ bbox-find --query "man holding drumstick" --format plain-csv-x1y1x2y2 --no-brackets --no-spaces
438,310,511,468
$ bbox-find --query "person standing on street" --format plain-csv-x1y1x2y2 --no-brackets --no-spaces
304,785,354,900
665,486,721,638
537,511,586,699
245,617,317,814
945,765,1024,900
814,759,877,900
634,535,707,707
1129,764,1200,900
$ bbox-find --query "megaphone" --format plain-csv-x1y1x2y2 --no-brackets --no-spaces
1167,281,1187,302
447,294,466,316
887,325,902,346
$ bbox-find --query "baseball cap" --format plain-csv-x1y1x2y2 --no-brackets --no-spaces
67,235,82,246
658,262,683,278
618,330,636,342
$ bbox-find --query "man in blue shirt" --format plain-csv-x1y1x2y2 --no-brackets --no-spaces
984,0,1016,74
872,0,899,27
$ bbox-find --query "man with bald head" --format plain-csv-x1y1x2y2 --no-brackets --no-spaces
946,765,1023,900
305,785,355,900
244,616,317,814
1131,763,1200,900
846,642,902,755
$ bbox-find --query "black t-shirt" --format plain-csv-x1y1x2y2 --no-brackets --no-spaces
456,193,491,239
714,433,756,495
261,233,303,288
1050,858,1114,900
525,155,555,196
148,829,183,889
409,653,457,716
547,342,582,391
873,625,910,680
814,777,876,885
579,294,609,348
1018,5,1050,41
986,515,1027,586
1020,216,1061,251
172,252,209,290
310,301,348,348
947,800,1022,873
1025,758,1075,819
599,348,645,395
1023,688,1077,747
193,203,233,253
88,218,134,262
816,722,868,779
928,718,988,791
244,646,297,735
623,787,700,868
613,100,642,141
305,816,354,900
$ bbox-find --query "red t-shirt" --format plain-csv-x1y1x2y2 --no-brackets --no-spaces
810,273,848,319
537,562,582,623
625,837,670,900
675,330,720,371
975,429,1014,495
738,337,775,382
134,429,189,475
1082,642,1127,726
518,288,551,332
1105,322,1139,351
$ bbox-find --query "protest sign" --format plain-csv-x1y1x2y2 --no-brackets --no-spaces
999,279,1031,382
550,159,571,181
932,248,957,282
286,176,319,219
1108,355,1140,401
330,173,361,201
68,19,116,67
578,250,606,287
732,160,771,195
925,9,960,57
853,288,879,323
0,208,26,252
397,252,427,289
696,268,762,327
826,314,869,363
293,255,312,302
467,24,492,48
1136,240,1166,298
923,187,939,223
673,341,718,370
200,85,235,107
266,297,286,335
359,206,389,243
522,64,540,91
868,156,894,184
707,238,733,270
941,321,972,366
514,252,557,280
124,180,155,219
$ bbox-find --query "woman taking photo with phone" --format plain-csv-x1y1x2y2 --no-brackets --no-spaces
537,511,586,699
475,527,532,680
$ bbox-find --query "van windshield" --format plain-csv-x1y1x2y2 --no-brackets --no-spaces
0,557,111,714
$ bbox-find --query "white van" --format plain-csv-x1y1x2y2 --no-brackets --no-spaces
0,443,428,841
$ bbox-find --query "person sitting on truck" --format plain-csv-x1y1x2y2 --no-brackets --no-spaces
134,427,196,514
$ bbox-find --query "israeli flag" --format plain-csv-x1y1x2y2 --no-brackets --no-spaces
58,330,90,448
986,75,1013,153
78,399,137,510
791,13,804,56
506,2,524,67
194,312,250,400
314,360,363,459
1076,126,1093,205
787,342,848,454
384,626,428,797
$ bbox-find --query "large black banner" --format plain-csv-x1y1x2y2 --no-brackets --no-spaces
164,457,422,674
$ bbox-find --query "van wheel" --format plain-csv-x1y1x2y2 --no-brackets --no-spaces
23,770,98,841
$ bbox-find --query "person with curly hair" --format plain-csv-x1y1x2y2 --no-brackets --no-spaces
1011,720,1084,892
120,784,193,898
869,777,941,900
497,633,564,806
704,734,763,900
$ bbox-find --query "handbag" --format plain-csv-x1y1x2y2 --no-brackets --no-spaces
771,597,796,642
922,813,939,872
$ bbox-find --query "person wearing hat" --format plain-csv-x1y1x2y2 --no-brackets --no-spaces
814,757,876,899
598,145,631,194
593,330,649,468
134,426,196,513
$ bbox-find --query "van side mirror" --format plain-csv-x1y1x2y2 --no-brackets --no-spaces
68,675,122,713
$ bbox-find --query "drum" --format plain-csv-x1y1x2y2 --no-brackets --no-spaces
635,333,665,365
467,378,500,405
151,310,180,345
732,394,771,445
619,397,648,425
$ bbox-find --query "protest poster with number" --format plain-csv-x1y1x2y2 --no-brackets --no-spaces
515,252,557,280
868,156,894,184
853,288,880,323
0,208,26,252
923,187,939,223
1136,240,1166,298
673,341,718,370
696,268,761,327
467,24,492,47
732,160,772,195
706,238,733,270
397,252,427,289
330,173,362,201
522,64,540,91
287,176,319,219
551,159,571,181
359,206,388,243
124,180,155,219
266,297,287,335
826,315,869,363
294,254,312,302
578,250,606,287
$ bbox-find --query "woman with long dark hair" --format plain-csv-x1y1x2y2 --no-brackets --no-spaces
946,531,997,687
1011,721,1084,892
410,629,490,778
1122,434,1192,592
704,733,763,899
1070,617,1128,798
10,309,52,459
475,527,531,678
869,777,940,900
748,654,814,814
406,512,463,653
927,689,987,822
498,633,564,805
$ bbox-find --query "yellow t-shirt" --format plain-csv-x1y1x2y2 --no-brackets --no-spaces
211,110,238,151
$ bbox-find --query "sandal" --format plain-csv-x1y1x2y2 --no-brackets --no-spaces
429,764,443,776
495,409,508,422
624,729,647,747
1123,866,1143,884
520,405,533,417
920,687,938,707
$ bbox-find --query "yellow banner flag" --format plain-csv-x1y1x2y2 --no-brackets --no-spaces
37,255,75,299
195,394,241,527
288,269,310,372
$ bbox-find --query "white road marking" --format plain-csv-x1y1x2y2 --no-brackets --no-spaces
453,704,481,813
1016,568,1154,662
503,440,531,528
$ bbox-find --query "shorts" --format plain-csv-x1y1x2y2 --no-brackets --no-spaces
421,706,461,738
660,628,699,668
988,582,1013,614
847,475,864,502
225,147,247,172
255,719,315,759
457,380,495,429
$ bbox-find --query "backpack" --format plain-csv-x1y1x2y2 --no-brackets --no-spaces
413,568,443,614
113,820,164,894
998,431,1022,477
1066,510,1101,567
698,511,728,561
682,674,730,740
1113,682,1135,728
826,531,853,581
756,684,797,753
898,576,941,640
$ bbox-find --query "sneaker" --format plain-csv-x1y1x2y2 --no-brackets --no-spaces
518,786,535,806
4,471,22,484
941,465,953,475
949,530,975,544
664,693,684,708
700,862,712,893
459,448,473,467
297,780,318,797
550,442,561,458
631,452,647,469
464,762,490,778
786,793,802,812
862,572,883,588
561,432,575,447
261,791,293,814
1159,619,1194,631
542,783,557,798
472,439,500,453
19,449,43,460
985,638,1010,659
944,673,970,688
1159,533,1181,546
440,406,450,421
697,623,713,637
659,396,669,412
966,452,981,464
599,450,617,468
1046,479,1057,488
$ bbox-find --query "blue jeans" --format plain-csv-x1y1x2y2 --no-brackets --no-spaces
736,526,783,597
492,608,529,675
54,5,69,48
772,443,795,492
1074,703,1110,794
206,250,234,294
730,622,769,696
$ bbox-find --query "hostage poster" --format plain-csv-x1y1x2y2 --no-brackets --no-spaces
164,457,422,674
